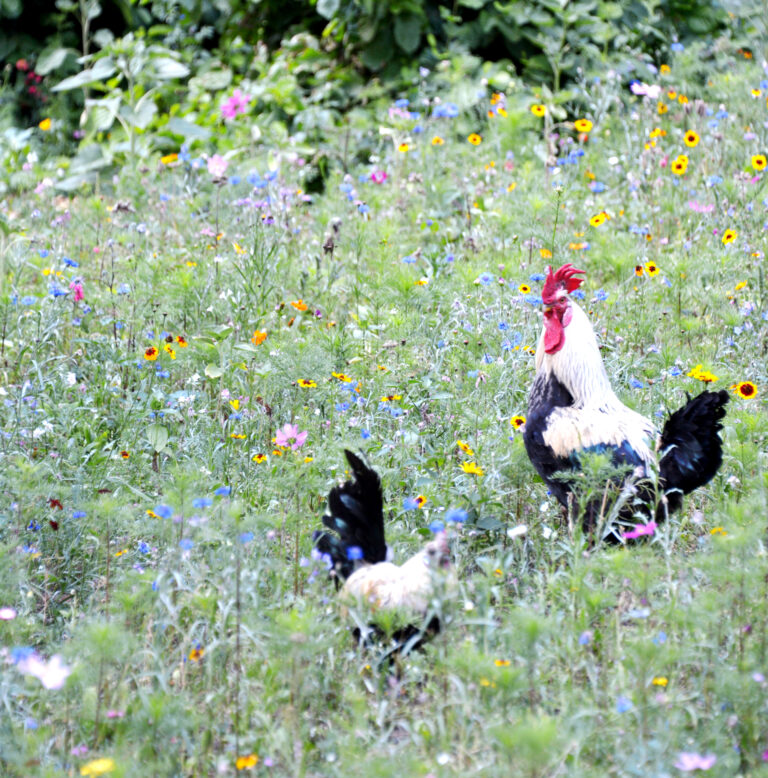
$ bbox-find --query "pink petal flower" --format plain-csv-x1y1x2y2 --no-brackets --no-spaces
17,653,71,690
0,607,17,620
622,521,657,540
292,430,308,450
207,154,228,178
370,170,387,184
69,282,84,302
674,752,717,771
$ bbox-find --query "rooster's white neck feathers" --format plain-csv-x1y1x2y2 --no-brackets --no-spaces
535,300,654,463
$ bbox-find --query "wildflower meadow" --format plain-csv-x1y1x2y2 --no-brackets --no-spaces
2,6,768,776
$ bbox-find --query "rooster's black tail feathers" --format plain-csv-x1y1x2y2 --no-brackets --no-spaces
313,450,387,581
658,389,729,514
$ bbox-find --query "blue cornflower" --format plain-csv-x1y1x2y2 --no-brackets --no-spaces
230,175,241,185
192,497,212,509
670,41,684,51
179,539,194,551
403,497,419,511
138,541,151,554
572,289,586,300
482,353,494,364
73,511,86,519
653,631,667,645
358,203,370,214
62,257,78,267
21,296,36,305
239,532,254,544
669,366,682,376
160,193,170,201
394,98,409,108
706,175,723,188
477,272,494,286
498,322,509,331
445,508,467,523
402,254,417,264
346,546,364,560
578,631,592,645
39,249,49,258
529,273,545,282
50,285,67,297
589,181,606,193
467,370,478,378
154,505,173,520
629,378,644,389
429,521,444,534
594,289,608,301
616,696,633,713
335,402,350,412
214,486,231,497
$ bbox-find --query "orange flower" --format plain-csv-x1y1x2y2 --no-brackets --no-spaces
251,330,267,346
175,335,188,347
144,346,158,361
467,133,482,145
291,299,308,311
530,104,546,117
573,118,593,133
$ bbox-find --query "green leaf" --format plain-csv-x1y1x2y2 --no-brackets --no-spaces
393,13,422,54
205,364,224,379
317,0,339,19
152,57,190,80
147,424,169,453
166,117,211,141
36,47,73,75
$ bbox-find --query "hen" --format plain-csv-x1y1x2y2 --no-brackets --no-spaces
524,263,729,539
314,450,455,651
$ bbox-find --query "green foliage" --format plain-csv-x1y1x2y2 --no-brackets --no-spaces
3,21,768,778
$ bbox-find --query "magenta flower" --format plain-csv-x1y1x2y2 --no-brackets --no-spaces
221,88,251,120
275,423,307,450
0,607,17,620
674,752,717,771
370,170,387,184
207,154,228,178
622,521,657,540
69,281,84,302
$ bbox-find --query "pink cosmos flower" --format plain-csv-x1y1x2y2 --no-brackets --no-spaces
275,423,307,450
622,521,657,540
207,154,228,178
69,281,84,302
17,653,71,690
221,88,251,120
688,201,714,214
370,170,387,184
0,607,17,620
674,752,717,771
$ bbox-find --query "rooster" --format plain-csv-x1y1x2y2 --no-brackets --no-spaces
314,450,455,653
524,263,729,539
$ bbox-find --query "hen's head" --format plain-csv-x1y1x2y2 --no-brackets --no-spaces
541,264,585,354
424,531,452,570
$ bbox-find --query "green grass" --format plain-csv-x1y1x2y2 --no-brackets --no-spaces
2,41,768,777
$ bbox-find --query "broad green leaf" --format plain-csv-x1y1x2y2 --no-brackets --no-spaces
146,424,169,453
36,47,73,75
166,117,211,140
152,57,190,80
205,364,224,379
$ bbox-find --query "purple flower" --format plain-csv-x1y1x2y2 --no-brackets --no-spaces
674,752,716,771
370,170,387,184
275,423,307,450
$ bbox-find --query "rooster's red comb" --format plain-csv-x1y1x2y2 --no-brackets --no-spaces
542,264,585,304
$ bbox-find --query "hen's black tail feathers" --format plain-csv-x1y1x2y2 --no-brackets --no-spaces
313,450,387,581
658,389,729,515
